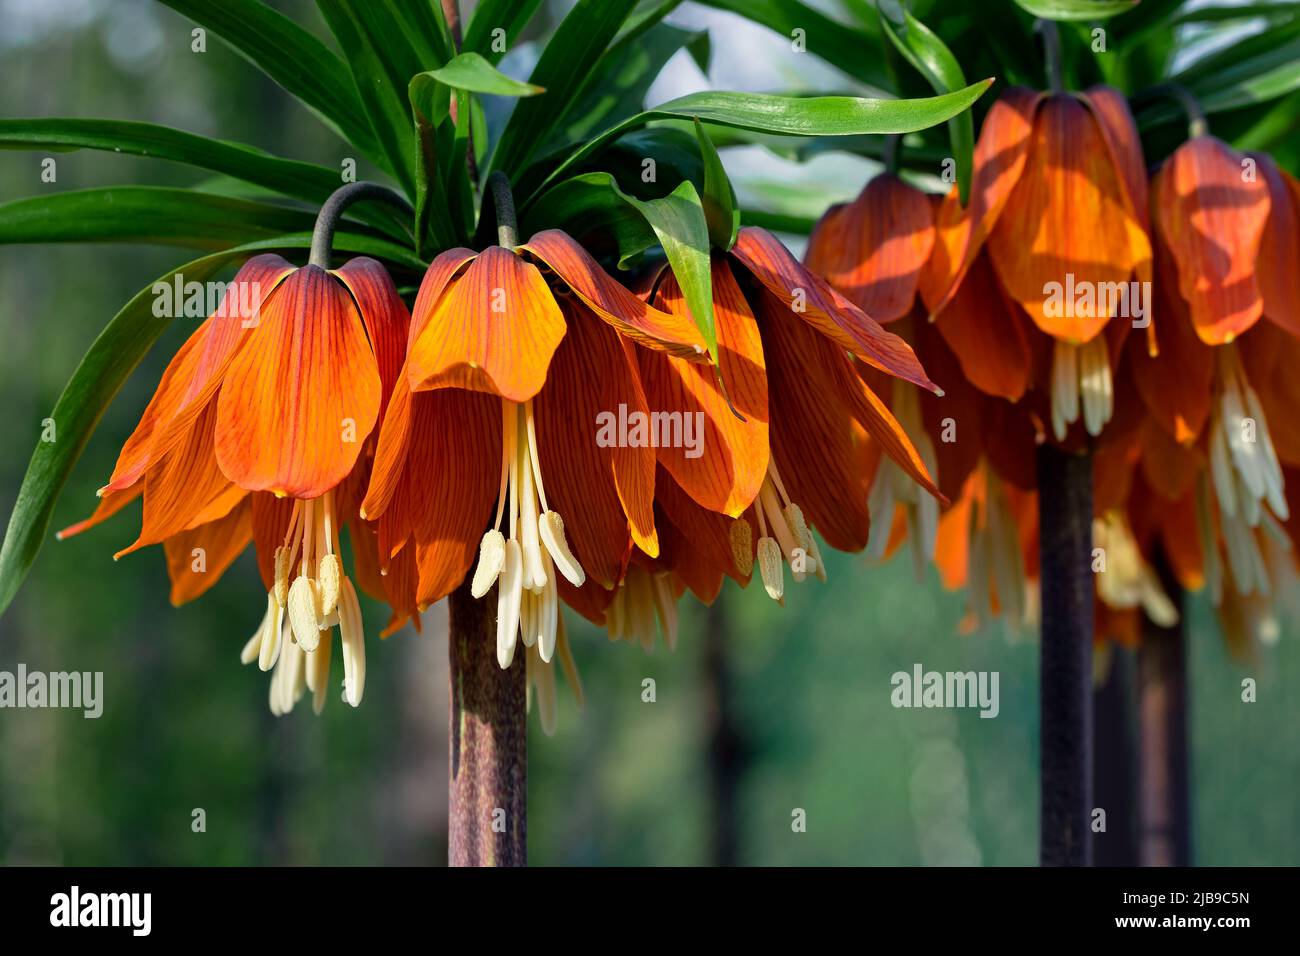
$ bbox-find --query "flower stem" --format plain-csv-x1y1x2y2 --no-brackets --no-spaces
308,181,413,269
1136,83,1209,140
1034,19,1065,94
1037,444,1094,866
1137,552,1190,866
488,171,519,248
448,577,528,866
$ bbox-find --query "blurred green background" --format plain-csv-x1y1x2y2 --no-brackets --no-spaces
1,0,1296,866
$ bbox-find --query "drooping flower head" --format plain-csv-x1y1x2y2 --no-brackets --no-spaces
921,86,1153,443
360,229,708,726
61,254,410,714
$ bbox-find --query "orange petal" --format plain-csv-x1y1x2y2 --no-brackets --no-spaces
117,400,242,557
98,324,205,496
518,230,708,360
534,308,652,588
654,465,752,587
920,87,1044,316
406,246,566,403
757,293,872,551
1154,136,1270,345
405,388,500,607
1129,244,1214,445
251,491,295,591
639,259,770,517
1244,321,1300,467
1252,154,1300,339
1138,416,1202,502
140,255,297,484
332,257,411,417
987,94,1144,343
163,496,253,605
934,475,974,590
360,355,415,525
653,501,724,604
805,173,934,323
732,226,937,392
57,484,142,540
215,265,381,498
932,251,1032,402
409,247,478,339
1080,86,1150,232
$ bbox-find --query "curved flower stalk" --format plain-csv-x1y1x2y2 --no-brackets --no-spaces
919,85,1153,443
59,252,410,714
359,227,708,730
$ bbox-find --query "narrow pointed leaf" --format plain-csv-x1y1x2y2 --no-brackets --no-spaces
694,118,739,249
489,0,639,176
0,231,416,621
526,82,994,205
0,118,410,239
1012,0,1139,20
0,187,321,249
158,0,380,159
878,8,975,204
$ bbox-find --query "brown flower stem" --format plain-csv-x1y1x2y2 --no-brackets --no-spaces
1037,444,1094,866
308,181,413,268
704,593,746,866
448,578,528,866
1091,648,1139,865
1137,553,1190,866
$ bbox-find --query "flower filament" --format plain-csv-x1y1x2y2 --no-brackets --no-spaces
240,489,366,715
472,399,585,669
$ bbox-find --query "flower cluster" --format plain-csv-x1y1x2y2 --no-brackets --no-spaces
804,86,1300,654
66,219,944,729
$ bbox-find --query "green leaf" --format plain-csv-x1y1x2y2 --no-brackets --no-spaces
317,0,436,196
464,0,544,63
549,19,704,152
696,0,891,90
1012,0,1139,21
878,7,974,204
0,231,424,621
522,173,659,267
0,187,320,250
739,208,819,235
526,81,994,206
621,179,717,360
694,119,739,249
489,0,640,176
1178,20,1300,114
0,118,410,240
158,0,380,160
422,52,545,98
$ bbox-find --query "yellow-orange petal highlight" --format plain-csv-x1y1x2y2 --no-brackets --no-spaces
639,260,770,517
805,173,935,324
987,94,1142,344
215,264,381,499
406,246,566,403
1154,136,1270,345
